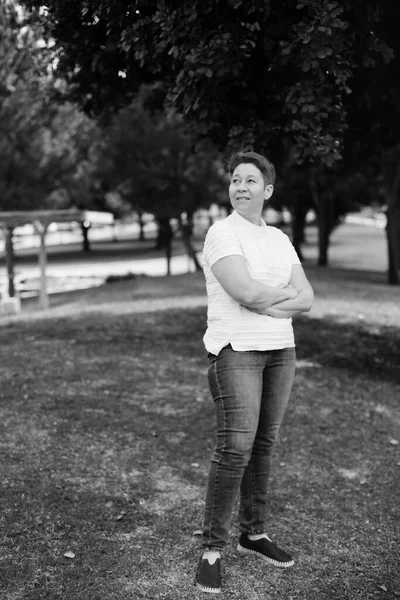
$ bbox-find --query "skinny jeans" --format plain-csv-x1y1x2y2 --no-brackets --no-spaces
202,344,296,549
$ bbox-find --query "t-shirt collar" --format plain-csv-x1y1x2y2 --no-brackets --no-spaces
232,210,266,230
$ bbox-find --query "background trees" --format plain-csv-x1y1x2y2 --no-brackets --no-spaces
0,1,102,214
94,86,226,273
9,0,400,283
0,0,104,292
0,0,52,212
19,0,399,279
342,15,400,284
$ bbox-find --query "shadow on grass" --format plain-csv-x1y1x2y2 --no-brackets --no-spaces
5,306,398,384
304,263,390,286
293,315,400,385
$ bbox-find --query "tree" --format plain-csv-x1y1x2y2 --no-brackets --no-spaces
19,0,397,268
95,88,226,274
342,3,400,284
0,1,50,211
0,0,53,296
0,1,107,290
0,2,101,212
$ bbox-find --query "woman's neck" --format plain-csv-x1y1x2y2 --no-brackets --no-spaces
237,211,262,226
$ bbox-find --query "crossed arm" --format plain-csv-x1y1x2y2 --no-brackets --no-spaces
211,255,314,318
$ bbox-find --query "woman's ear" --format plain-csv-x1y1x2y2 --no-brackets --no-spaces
264,184,274,200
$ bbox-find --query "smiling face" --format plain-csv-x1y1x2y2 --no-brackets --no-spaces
229,162,274,224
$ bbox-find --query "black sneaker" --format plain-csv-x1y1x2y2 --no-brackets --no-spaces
237,534,294,568
195,554,222,594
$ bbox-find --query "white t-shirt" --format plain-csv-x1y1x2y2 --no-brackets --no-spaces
203,210,301,355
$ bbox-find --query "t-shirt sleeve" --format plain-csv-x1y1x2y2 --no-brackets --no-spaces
203,222,244,268
276,229,301,265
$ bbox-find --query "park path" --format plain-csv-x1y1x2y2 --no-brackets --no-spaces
0,233,201,297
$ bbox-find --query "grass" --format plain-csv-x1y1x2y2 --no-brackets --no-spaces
1,246,400,599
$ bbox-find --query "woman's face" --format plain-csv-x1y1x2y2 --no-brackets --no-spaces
229,162,273,224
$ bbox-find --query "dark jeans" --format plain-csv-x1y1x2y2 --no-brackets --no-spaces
202,344,296,549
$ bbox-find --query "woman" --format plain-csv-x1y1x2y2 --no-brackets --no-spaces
195,151,314,594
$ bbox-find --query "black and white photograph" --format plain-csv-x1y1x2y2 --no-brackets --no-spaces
0,1,399,598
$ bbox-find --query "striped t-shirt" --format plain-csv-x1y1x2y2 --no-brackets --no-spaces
202,210,301,355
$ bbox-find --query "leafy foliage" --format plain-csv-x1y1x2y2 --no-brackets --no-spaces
341,3,400,282
20,0,395,168
0,0,52,209
95,87,226,220
0,1,102,212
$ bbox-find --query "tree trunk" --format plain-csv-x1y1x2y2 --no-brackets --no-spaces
381,147,400,285
309,169,335,267
385,204,400,285
317,215,330,266
5,227,15,297
138,212,145,241
155,217,172,249
185,210,195,237
291,219,304,261
81,222,91,252
179,218,202,272
165,238,172,276
156,217,174,275
291,193,310,261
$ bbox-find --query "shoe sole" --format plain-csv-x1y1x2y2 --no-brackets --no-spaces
237,543,294,568
195,582,222,594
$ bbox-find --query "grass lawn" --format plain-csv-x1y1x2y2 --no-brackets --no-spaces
1,261,399,599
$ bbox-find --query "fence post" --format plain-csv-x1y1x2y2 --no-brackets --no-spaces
34,220,49,310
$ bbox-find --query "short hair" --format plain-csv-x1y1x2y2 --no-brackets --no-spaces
228,151,276,186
